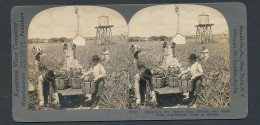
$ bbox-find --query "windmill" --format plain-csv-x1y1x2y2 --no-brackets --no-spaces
73,6,86,46
172,5,186,44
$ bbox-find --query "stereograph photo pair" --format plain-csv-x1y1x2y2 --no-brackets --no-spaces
11,3,247,122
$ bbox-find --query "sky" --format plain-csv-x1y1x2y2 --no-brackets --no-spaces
28,6,128,39
28,4,229,39
129,4,229,37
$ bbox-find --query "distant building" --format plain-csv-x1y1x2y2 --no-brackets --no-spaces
73,35,85,46
172,33,185,44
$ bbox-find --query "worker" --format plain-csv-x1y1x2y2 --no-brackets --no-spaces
171,41,176,58
134,64,156,105
202,47,209,63
32,46,43,67
163,41,167,49
37,67,59,107
63,43,67,52
81,55,107,108
178,54,204,105
72,42,77,59
100,48,110,64
130,44,141,64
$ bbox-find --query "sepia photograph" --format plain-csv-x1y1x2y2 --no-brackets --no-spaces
27,4,230,110
127,4,230,109
28,5,129,110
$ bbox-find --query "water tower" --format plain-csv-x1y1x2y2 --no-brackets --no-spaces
95,16,114,45
195,15,214,44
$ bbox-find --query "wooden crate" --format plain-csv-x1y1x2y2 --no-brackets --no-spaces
81,81,95,94
55,77,68,90
167,76,179,87
152,76,165,88
179,80,193,93
70,77,82,89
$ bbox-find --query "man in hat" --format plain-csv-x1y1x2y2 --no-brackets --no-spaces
178,54,204,104
37,68,59,107
81,55,107,108
134,64,156,105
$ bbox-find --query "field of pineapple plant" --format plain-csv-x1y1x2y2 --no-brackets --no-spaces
28,38,230,109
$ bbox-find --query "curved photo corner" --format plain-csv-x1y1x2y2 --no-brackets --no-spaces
27,5,130,110
27,4,231,110
128,4,230,108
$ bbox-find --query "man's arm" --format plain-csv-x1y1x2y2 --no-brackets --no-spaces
178,67,190,77
37,75,44,105
134,74,141,100
51,80,57,93
80,69,93,79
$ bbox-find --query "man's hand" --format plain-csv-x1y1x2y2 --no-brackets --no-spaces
80,75,85,79
136,98,141,105
178,73,182,78
151,91,156,102
191,76,196,80
39,100,44,106
93,78,97,82
53,93,59,104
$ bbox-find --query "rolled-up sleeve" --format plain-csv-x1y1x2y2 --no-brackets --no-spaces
134,74,141,99
37,76,44,101
100,65,106,75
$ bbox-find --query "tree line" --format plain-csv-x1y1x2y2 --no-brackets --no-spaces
128,36,171,42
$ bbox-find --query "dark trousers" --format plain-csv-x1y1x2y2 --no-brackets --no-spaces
134,51,139,60
172,48,176,57
139,81,147,103
42,81,50,104
42,80,57,105
189,76,202,99
73,49,77,59
139,79,154,104
90,78,105,107
35,53,41,61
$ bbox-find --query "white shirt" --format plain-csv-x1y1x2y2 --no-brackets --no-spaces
84,63,106,79
32,46,42,55
130,45,141,53
103,50,110,55
182,62,204,78
202,49,209,63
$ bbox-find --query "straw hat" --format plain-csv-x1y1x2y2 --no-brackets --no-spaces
141,68,153,80
91,55,100,61
45,70,56,81
188,54,197,60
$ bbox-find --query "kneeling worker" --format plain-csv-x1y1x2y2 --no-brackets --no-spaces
81,55,107,108
178,54,204,104
37,67,59,107
134,64,156,105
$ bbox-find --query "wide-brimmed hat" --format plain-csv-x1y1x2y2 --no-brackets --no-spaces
91,55,100,61
45,70,56,81
188,54,197,60
141,68,153,80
